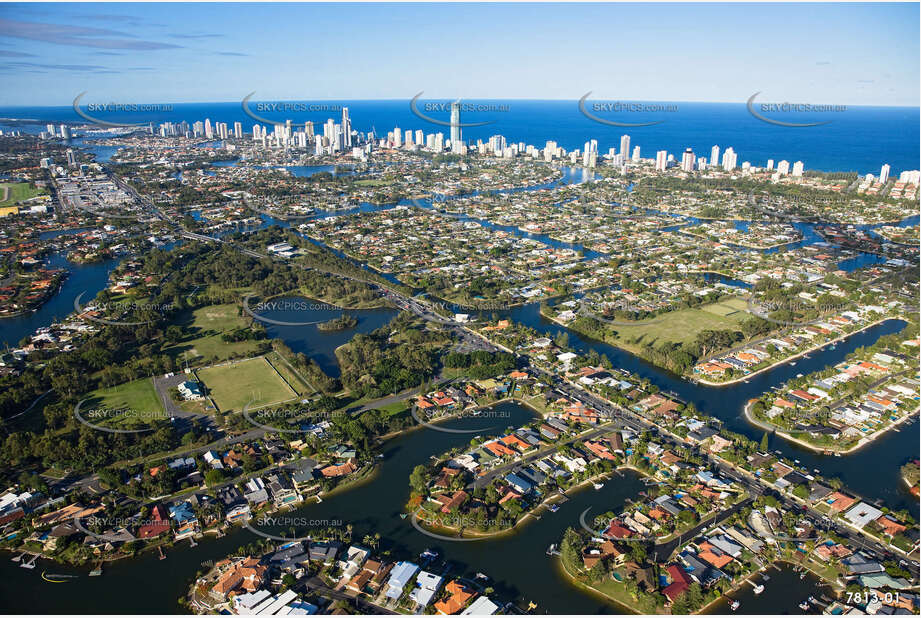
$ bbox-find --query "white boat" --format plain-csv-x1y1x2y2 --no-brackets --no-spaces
799,602,810,611
593,483,604,490
730,600,740,611
753,583,765,595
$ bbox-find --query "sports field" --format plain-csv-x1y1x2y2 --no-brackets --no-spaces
197,356,297,413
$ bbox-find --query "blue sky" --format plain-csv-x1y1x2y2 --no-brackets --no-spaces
0,2,918,107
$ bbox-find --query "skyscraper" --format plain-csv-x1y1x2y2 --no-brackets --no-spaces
792,161,804,177
620,135,631,160
777,160,790,176
721,147,737,171
631,146,640,162
342,107,352,148
233,122,243,139
655,150,668,172
680,148,696,172
710,145,720,168
450,101,462,147
880,164,891,184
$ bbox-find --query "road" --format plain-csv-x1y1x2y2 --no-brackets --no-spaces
105,169,919,573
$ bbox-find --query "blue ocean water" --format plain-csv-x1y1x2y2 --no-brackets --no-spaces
1,99,918,176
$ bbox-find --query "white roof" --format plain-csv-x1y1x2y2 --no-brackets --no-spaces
461,596,500,615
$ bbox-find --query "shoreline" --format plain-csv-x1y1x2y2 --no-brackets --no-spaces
694,316,901,387
744,398,920,455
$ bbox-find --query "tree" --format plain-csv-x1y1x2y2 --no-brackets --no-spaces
760,432,769,452
409,465,429,495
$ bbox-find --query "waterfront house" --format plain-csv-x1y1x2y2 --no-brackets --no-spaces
385,561,420,600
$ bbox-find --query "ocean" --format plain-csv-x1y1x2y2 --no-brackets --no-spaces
1,99,918,176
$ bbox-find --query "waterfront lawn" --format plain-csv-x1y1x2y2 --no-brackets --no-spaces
83,378,167,429
163,303,266,365
612,302,747,346
197,356,297,413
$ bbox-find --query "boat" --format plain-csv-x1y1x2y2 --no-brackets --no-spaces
419,549,439,564
546,544,560,556
593,483,604,490
799,602,810,611
791,361,796,366
753,583,765,595
730,600,740,611
548,503,560,513
799,572,806,579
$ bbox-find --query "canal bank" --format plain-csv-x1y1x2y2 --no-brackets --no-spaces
0,400,646,614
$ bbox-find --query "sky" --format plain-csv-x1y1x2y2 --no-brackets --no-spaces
0,2,918,107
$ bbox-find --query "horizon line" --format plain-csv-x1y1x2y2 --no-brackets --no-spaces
2,98,919,110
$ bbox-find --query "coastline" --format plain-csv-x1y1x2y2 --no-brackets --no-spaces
694,316,900,387
744,398,920,455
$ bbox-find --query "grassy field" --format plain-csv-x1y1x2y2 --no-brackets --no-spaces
266,351,316,396
162,303,265,365
612,299,747,347
82,378,167,429
0,182,46,208
197,356,297,413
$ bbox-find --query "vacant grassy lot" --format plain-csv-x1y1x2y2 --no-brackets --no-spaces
163,303,265,365
82,378,167,429
612,299,748,347
0,182,46,207
197,356,297,413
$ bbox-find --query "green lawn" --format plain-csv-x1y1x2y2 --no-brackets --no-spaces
162,303,265,365
0,182,46,208
613,300,747,346
82,378,167,429
197,356,297,413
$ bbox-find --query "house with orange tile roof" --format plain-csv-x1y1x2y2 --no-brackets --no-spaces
825,492,856,512
434,580,477,614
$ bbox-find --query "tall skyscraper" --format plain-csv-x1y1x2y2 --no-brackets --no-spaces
766,159,774,171
342,107,352,148
655,150,668,172
620,135,631,160
582,139,598,168
777,160,790,176
65,148,76,167
721,147,737,171
233,122,242,139
680,148,696,172
450,101,462,147
204,118,213,139
880,164,891,184
393,126,402,148
710,145,720,168
792,161,804,177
